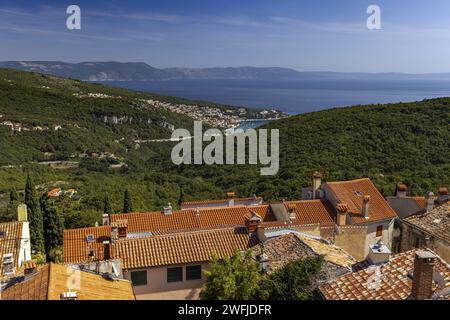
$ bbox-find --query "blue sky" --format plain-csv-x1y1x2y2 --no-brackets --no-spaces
1,0,450,72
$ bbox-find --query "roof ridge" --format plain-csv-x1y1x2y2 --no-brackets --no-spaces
327,177,371,184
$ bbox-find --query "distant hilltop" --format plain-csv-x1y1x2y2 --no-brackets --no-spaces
3,61,450,81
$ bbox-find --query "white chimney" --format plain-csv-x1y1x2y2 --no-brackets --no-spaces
312,171,322,199
362,195,370,218
163,203,173,215
424,192,434,213
102,213,110,226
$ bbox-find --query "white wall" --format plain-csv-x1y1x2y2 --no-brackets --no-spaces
18,221,32,267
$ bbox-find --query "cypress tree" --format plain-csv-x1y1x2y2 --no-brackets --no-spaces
104,194,112,214
178,187,185,206
25,175,45,253
41,195,64,257
123,189,133,213
9,189,18,205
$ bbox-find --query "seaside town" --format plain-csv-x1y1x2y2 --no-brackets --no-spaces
1,172,448,300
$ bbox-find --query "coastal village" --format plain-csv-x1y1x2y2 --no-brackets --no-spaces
1,172,448,300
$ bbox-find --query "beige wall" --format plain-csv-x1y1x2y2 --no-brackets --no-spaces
363,220,394,257
124,262,210,300
333,226,367,261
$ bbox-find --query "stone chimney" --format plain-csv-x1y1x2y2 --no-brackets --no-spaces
411,250,436,300
396,184,407,198
23,260,37,275
17,204,28,222
362,195,370,219
312,171,322,199
437,187,448,205
424,192,435,213
336,203,348,226
245,211,262,233
102,213,110,226
288,204,296,220
111,219,127,239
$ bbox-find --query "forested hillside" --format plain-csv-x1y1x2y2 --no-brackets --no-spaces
0,68,448,230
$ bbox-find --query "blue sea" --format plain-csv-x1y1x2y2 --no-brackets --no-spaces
103,79,450,115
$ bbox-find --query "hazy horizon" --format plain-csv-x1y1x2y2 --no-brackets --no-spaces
2,0,450,73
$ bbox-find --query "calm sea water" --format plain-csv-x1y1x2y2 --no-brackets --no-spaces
104,79,450,115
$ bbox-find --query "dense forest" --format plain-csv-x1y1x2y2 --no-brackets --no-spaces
0,68,449,230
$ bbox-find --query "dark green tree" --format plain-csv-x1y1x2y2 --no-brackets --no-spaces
104,194,112,214
200,250,263,300
260,256,324,300
123,189,133,213
40,195,64,258
25,175,44,253
9,189,18,205
178,187,185,206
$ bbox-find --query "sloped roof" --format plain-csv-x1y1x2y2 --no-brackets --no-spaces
327,178,397,224
283,200,335,226
63,225,113,264
319,249,450,300
0,221,23,275
1,263,135,300
111,205,275,234
403,203,450,243
115,227,258,269
386,197,423,219
181,196,262,206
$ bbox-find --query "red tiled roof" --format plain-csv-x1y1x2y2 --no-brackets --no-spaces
181,196,262,206
111,205,275,234
0,221,23,274
63,226,113,264
283,200,335,226
1,263,135,300
327,178,397,224
320,249,450,300
116,227,258,269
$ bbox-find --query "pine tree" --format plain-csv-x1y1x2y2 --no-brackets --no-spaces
104,194,112,214
25,175,45,253
41,195,64,257
123,189,133,213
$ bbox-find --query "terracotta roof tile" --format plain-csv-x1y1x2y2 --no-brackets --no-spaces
1,263,135,300
320,249,450,300
283,200,335,226
111,205,275,234
63,226,113,264
115,227,258,269
0,221,23,275
327,178,397,224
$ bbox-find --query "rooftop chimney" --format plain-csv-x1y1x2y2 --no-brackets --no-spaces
17,204,27,222
336,203,348,226
163,203,173,215
424,191,435,213
312,172,322,199
111,219,128,239
288,204,296,220
362,195,370,219
411,250,436,300
23,260,37,275
245,211,262,233
396,184,407,198
437,187,448,205
102,213,110,226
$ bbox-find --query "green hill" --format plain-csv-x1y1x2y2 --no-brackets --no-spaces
0,68,448,228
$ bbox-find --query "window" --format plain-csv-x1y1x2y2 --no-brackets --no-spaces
167,267,183,283
186,265,202,280
376,225,383,237
414,236,421,248
131,270,147,286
